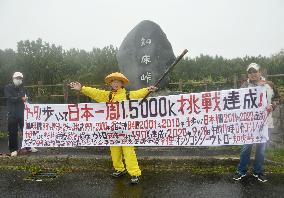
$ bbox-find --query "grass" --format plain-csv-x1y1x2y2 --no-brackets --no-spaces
266,147,284,164
207,145,242,152
209,144,284,164
1,146,284,174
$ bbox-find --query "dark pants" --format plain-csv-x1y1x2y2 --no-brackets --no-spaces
237,143,266,175
8,115,23,152
237,129,271,175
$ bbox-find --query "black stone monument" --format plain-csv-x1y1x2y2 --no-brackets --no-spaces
117,20,175,90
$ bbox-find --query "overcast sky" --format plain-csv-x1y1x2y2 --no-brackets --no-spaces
0,0,283,58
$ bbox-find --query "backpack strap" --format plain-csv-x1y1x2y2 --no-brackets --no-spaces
108,91,113,102
108,91,130,102
126,91,130,100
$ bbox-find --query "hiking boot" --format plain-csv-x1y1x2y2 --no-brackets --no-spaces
233,172,246,181
253,173,268,183
110,170,127,178
130,176,140,184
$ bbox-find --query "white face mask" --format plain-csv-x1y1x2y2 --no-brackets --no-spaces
13,79,23,86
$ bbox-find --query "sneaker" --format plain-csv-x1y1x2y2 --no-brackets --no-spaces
130,176,140,184
233,172,246,181
253,173,268,183
10,151,17,157
110,170,127,178
30,147,38,153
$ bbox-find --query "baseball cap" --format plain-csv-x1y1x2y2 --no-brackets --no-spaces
13,72,23,78
246,63,260,72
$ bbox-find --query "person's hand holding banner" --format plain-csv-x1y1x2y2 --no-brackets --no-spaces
69,81,82,91
147,86,158,92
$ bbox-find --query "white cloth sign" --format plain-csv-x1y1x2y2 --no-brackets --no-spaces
22,87,269,147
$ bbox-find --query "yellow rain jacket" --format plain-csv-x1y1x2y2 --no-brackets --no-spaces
81,86,149,176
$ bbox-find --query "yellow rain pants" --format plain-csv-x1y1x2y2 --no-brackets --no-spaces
81,86,149,176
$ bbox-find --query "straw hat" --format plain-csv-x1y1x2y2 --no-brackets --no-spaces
105,72,129,85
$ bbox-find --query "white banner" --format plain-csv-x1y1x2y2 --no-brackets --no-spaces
22,87,269,147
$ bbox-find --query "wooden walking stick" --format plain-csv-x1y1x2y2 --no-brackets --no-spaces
139,49,188,105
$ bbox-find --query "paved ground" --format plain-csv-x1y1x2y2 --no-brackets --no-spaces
1,170,284,198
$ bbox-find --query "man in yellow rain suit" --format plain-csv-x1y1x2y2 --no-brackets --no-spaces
69,72,157,184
